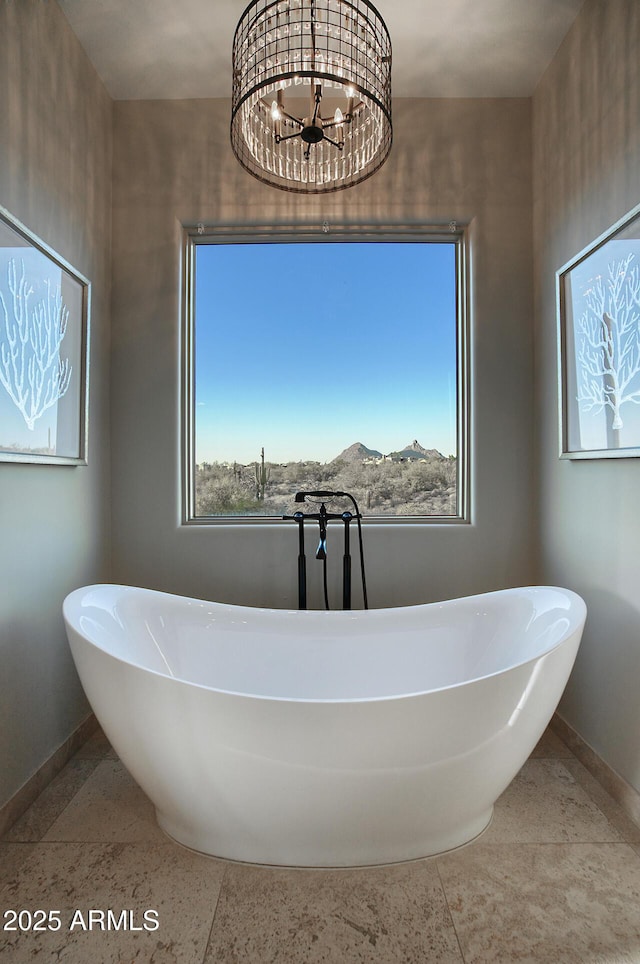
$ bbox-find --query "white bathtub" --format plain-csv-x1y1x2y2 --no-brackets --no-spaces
63,584,585,867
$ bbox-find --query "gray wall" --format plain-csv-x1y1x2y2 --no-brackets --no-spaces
533,0,640,791
0,2,112,809
110,97,535,611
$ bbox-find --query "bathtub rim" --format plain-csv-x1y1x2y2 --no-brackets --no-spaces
63,583,587,706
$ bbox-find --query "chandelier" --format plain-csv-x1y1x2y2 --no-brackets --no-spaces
231,0,392,193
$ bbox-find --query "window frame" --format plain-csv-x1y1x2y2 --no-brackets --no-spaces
181,222,470,525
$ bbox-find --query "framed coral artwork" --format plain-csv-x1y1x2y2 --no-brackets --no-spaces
0,206,90,464
557,201,640,459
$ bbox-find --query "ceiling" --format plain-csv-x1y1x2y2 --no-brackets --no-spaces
58,0,585,101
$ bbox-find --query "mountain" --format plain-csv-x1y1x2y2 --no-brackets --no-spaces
332,439,445,463
332,442,383,463
390,439,445,460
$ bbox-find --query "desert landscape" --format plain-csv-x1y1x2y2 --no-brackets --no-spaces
195,440,457,517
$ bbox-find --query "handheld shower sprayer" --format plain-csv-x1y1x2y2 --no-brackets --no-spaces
295,490,347,502
316,504,328,561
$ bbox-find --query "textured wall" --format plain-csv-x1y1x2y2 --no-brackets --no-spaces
0,1,112,808
110,97,534,611
533,0,640,789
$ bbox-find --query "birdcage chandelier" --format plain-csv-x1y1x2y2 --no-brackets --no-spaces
231,0,392,193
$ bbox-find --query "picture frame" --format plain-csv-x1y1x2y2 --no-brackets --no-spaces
557,201,640,459
0,206,90,465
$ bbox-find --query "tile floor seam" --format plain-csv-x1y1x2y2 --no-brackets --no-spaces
434,858,467,964
443,840,640,849
202,862,230,963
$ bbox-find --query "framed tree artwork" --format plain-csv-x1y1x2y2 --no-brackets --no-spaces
557,201,640,459
0,206,90,465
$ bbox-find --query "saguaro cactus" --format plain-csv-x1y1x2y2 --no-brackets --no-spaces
254,446,271,500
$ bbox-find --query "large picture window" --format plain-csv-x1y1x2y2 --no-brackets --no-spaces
183,225,469,523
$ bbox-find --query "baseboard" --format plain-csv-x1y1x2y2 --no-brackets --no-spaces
551,712,640,828
0,713,98,838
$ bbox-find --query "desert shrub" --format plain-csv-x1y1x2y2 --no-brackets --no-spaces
196,470,257,515
194,456,458,517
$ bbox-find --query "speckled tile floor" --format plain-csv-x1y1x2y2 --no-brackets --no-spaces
2,727,640,963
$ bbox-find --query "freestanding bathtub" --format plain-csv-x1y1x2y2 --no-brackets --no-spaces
63,584,586,867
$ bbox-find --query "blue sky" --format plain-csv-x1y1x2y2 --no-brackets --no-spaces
194,241,458,464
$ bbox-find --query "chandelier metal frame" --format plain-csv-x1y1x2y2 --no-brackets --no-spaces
231,0,392,193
